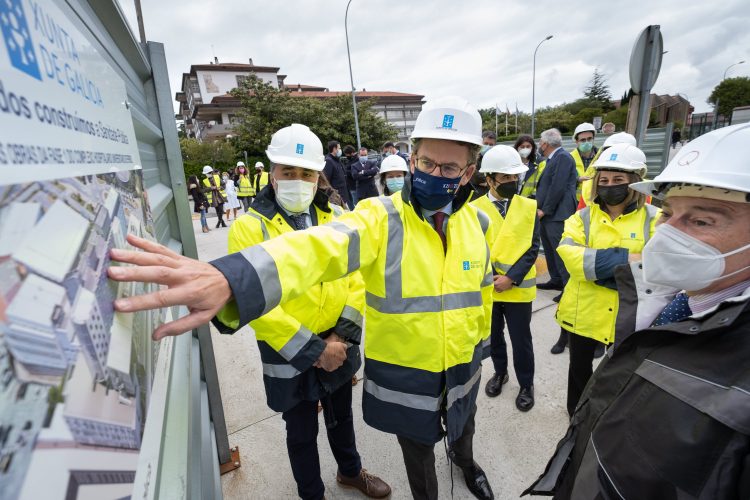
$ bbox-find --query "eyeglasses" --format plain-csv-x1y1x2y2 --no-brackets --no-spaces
414,156,470,178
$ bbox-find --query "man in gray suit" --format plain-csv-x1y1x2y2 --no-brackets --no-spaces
535,128,578,286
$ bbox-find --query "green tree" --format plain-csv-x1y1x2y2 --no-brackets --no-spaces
180,137,237,179
603,105,629,130
535,107,575,134
228,75,396,158
583,68,615,112
708,76,750,117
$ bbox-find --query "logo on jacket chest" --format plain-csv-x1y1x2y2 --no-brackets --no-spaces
462,260,482,271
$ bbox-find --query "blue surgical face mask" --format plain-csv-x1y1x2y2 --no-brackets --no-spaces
335,149,342,157
386,177,405,192
411,169,462,210
359,155,368,161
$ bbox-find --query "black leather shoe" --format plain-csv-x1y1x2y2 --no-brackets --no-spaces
484,372,508,397
461,462,494,500
593,343,605,359
516,386,534,412
550,331,568,355
537,281,563,291
552,292,562,303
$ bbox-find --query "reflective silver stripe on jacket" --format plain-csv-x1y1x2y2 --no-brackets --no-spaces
340,304,363,328
365,197,488,313
239,245,282,315
446,366,482,410
579,206,592,245
363,378,443,411
263,363,301,379
277,325,314,361
245,211,270,241
327,221,360,275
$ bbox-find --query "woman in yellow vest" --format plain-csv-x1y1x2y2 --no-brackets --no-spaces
234,161,255,212
555,143,660,416
201,165,227,228
515,135,545,199
471,145,540,411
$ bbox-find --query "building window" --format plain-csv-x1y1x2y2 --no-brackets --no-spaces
236,75,251,87
189,80,200,94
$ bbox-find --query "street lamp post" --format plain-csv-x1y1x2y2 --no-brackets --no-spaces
714,60,745,129
723,60,745,80
531,35,553,139
345,0,362,150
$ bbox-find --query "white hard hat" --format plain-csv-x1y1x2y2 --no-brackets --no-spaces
265,124,325,171
594,143,647,178
380,154,408,174
236,161,245,167
602,132,637,149
631,123,750,202
410,96,483,146
202,165,214,175
573,122,596,139
479,145,529,175
255,161,264,169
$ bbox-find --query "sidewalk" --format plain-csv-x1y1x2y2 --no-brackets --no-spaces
192,215,573,500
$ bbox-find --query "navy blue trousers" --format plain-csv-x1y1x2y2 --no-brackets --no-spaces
281,381,361,500
489,301,535,388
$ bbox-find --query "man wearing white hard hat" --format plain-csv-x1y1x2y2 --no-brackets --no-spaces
470,145,540,412
202,164,228,228
525,124,750,499
224,124,391,500
570,122,598,200
254,160,269,193
108,96,496,500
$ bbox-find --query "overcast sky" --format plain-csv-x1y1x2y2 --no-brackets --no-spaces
119,0,749,115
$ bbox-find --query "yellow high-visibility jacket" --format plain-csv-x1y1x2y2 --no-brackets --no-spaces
212,184,494,444
556,201,661,344
571,148,598,201
254,171,269,192
579,148,604,206
236,174,255,197
520,160,546,199
215,188,363,412
470,194,539,303
203,174,226,205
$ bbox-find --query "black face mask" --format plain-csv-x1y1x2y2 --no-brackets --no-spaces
597,183,630,206
494,180,518,199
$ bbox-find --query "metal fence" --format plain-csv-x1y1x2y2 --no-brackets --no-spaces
70,1,227,497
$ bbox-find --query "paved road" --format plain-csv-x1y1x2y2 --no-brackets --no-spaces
193,215,576,499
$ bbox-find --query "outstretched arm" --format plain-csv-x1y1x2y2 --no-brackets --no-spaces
109,202,383,340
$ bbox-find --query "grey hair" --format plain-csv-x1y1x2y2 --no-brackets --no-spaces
540,128,563,147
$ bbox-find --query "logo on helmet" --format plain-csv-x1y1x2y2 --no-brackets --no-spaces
295,144,304,155
609,153,618,161
677,150,700,166
441,114,455,129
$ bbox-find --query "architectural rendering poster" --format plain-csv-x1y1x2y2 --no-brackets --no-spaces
0,0,169,498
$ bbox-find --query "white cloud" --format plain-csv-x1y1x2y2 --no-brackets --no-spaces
119,0,750,114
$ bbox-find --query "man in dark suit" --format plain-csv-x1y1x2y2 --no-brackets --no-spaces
323,141,353,209
535,128,578,287
351,147,380,201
